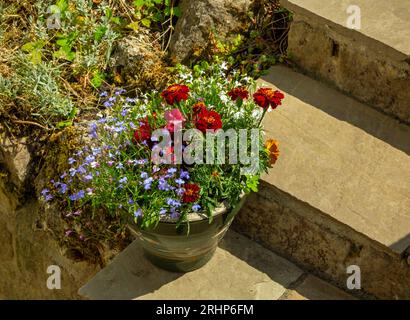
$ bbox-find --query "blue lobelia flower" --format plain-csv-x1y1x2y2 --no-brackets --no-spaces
143,177,153,190
134,209,143,218
192,204,201,212
69,190,85,201
180,170,190,180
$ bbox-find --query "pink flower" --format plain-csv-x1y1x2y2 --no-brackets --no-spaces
164,109,185,133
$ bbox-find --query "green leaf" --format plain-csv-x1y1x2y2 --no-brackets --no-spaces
173,6,182,17
245,175,259,192
141,18,151,28
56,0,69,13
21,42,36,52
53,46,76,61
30,50,42,64
91,71,105,88
22,40,44,52
56,120,73,129
68,107,78,119
94,26,107,42
111,16,121,25
127,21,139,30
133,0,146,7
105,8,113,19
56,31,78,48
56,38,68,47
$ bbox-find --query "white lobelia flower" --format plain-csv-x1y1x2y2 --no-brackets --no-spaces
233,109,246,119
252,109,263,119
220,93,229,103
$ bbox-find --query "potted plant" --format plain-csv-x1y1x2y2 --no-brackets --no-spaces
41,62,284,272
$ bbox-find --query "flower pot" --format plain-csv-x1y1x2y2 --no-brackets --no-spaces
128,196,247,273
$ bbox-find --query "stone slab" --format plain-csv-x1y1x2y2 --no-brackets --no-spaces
282,275,356,300
282,0,410,56
79,230,304,300
259,65,410,254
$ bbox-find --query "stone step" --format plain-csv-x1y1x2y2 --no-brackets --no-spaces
281,0,410,123
233,65,410,299
78,230,355,300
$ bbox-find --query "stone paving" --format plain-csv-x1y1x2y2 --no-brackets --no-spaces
79,230,355,300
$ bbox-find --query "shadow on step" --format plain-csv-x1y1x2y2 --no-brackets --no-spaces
261,67,410,156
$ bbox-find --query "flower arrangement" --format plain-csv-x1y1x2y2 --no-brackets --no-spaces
41,62,284,233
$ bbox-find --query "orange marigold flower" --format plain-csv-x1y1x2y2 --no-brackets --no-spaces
161,84,190,105
195,109,223,133
265,139,280,165
227,87,249,101
253,87,284,109
182,183,201,203
211,170,219,177
192,102,206,115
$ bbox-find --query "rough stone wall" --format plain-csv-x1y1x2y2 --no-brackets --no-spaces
0,131,100,299
287,12,410,124
233,181,410,300
170,0,253,63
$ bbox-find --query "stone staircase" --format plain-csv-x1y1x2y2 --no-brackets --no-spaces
79,1,409,300
234,0,410,300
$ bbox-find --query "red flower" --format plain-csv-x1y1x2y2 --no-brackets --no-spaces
192,102,206,115
182,183,201,203
133,119,151,143
195,109,223,133
228,87,249,101
161,84,190,105
253,88,285,109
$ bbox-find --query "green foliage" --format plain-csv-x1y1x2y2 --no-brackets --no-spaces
190,1,292,78
1,54,75,126
130,0,181,50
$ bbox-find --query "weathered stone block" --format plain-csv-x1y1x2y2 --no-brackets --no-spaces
283,0,410,123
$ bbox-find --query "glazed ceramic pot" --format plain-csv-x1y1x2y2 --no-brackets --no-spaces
128,196,247,272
